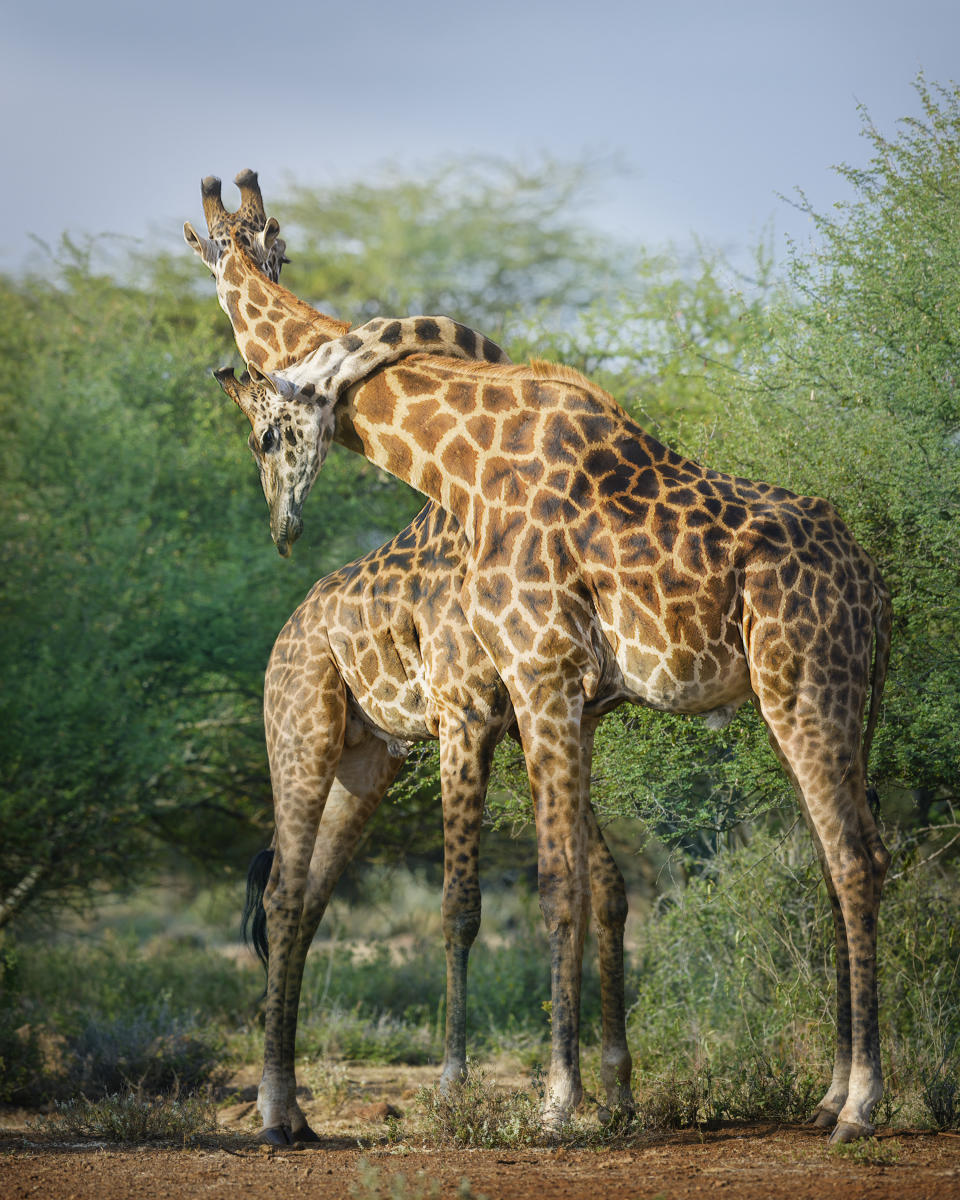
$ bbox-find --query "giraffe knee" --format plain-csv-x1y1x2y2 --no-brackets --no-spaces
443,908,481,949
591,869,628,932
442,883,481,947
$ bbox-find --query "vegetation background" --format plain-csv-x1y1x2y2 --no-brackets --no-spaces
1,78,958,1130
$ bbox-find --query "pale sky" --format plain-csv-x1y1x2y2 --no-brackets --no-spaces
3,0,957,271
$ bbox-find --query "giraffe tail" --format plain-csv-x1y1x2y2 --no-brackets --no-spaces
241,847,274,969
862,579,893,791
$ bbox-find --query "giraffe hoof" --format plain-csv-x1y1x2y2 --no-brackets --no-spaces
257,1125,293,1146
810,1106,839,1130
597,1099,635,1127
828,1120,875,1144
291,1124,322,1145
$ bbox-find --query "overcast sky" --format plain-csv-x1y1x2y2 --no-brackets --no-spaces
2,0,957,273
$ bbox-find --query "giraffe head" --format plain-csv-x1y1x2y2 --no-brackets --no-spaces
213,366,334,556
183,169,288,282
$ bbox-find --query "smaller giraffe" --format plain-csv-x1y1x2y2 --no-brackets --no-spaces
223,492,632,1144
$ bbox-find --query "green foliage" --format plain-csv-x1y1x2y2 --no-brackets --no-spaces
720,75,960,804
830,1138,902,1166
1,929,254,1101
0,238,426,924
621,822,960,1129
349,1159,485,1200
488,705,789,849
15,931,254,1028
512,240,782,432
416,1068,542,1148
296,917,606,1059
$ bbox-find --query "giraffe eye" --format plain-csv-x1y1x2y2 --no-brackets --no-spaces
260,428,278,453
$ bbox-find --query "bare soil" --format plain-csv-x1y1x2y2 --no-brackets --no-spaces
3,1063,960,1200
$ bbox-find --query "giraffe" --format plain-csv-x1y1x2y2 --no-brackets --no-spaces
185,177,632,1144
231,491,632,1145
212,316,892,1143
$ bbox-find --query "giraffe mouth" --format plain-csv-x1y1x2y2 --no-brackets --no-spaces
272,510,303,557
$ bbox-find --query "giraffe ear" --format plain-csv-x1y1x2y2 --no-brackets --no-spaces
184,222,219,269
265,372,299,401
262,217,280,248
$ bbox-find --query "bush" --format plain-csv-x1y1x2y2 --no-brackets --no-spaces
0,931,252,1102
624,822,960,1126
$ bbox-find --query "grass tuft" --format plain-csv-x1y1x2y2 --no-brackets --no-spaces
417,1068,542,1148
33,1086,220,1145
349,1158,486,1199
830,1137,902,1166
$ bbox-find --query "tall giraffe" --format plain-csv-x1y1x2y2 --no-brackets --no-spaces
186,178,632,1144
207,280,892,1143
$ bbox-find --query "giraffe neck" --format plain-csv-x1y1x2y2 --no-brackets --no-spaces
302,355,655,542
218,241,350,373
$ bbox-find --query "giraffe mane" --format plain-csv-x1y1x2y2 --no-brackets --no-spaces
398,353,622,410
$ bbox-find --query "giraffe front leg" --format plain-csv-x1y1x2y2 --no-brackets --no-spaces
517,701,590,1132
436,715,497,1092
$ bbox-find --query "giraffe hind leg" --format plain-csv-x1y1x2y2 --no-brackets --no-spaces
256,654,348,1143
758,697,888,1141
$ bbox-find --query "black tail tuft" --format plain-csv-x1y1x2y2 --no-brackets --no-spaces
241,848,274,969
867,786,881,818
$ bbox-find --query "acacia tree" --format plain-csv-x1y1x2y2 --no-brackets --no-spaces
0,166,637,925
721,76,960,810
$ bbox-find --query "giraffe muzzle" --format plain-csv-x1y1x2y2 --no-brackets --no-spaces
272,509,303,557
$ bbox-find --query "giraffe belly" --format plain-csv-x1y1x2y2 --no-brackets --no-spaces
611,637,753,719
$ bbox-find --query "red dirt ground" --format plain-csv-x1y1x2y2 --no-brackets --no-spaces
3,1063,960,1200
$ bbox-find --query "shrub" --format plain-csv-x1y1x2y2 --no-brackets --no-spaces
417,1069,542,1148
35,1087,219,1145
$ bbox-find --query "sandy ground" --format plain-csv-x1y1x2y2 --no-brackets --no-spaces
3,1063,960,1199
